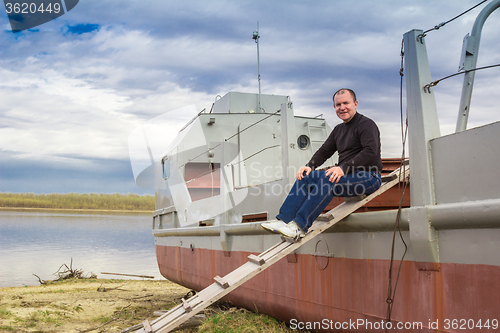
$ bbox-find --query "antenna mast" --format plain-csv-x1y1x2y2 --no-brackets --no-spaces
252,22,262,113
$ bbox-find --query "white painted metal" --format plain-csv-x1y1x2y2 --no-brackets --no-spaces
280,101,299,188
403,29,441,263
456,0,500,132
431,121,500,204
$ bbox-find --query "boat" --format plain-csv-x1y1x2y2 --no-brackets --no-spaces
141,2,500,331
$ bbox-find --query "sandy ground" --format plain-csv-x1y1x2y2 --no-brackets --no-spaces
0,278,193,333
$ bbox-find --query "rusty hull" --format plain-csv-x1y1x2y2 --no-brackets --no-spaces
156,245,499,332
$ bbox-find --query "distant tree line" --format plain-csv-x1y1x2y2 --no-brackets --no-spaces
0,192,155,211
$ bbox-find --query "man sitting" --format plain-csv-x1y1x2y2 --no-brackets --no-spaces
261,88,383,239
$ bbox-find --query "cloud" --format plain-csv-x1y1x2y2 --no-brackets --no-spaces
0,150,148,194
1,0,499,193
0,67,136,159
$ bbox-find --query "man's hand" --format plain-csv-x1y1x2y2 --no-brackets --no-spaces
325,166,344,183
296,166,312,180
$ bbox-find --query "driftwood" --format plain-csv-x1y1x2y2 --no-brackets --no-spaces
118,294,154,300
101,272,155,279
97,283,127,292
54,258,84,280
32,274,49,285
33,258,97,285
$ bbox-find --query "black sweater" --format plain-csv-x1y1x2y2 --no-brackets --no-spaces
306,112,383,174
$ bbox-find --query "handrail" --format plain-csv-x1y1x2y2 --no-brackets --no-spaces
456,0,500,132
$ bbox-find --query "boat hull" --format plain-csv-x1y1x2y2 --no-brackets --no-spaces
156,243,500,332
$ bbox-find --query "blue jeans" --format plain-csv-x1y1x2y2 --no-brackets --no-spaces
276,170,382,232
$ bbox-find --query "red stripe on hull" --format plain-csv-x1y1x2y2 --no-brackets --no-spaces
156,244,500,332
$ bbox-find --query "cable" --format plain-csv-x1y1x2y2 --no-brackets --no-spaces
223,109,281,142
418,0,489,40
423,63,500,91
384,39,410,332
230,145,280,166
178,109,281,169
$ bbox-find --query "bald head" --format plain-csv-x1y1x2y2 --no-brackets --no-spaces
333,88,357,103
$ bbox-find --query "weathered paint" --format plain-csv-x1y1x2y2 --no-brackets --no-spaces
325,159,411,213
156,245,500,332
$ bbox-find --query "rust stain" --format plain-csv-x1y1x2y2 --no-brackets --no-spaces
156,245,500,332
286,253,298,263
433,263,445,332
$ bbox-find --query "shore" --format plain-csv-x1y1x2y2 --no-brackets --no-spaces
0,192,155,212
0,279,298,333
0,278,192,333
0,207,152,214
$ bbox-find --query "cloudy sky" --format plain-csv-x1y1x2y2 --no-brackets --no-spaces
1,0,499,195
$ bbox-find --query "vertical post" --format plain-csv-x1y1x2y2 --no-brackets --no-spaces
281,101,298,191
252,23,262,113
456,0,500,132
403,29,440,263
219,141,233,252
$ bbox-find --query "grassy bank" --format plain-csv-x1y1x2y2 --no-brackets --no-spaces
0,279,300,333
0,193,154,212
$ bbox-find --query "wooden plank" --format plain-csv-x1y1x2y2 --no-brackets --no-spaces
186,295,204,309
343,194,366,202
258,240,287,257
181,298,192,312
281,235,300,243
248,254,265,265
381,173,397,182
150,303,183,326
143,319,153,333
213,275,229,288
260,241,291,261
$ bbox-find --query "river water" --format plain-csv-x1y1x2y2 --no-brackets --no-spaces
0,210,162,287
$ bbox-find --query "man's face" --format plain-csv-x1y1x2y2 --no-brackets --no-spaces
334,92,358,123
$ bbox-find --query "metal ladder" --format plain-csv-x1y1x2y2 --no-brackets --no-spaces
134,165,410,333
305,120,328,155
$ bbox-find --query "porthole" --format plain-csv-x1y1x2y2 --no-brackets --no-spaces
162,157,169,179
297,135,310,149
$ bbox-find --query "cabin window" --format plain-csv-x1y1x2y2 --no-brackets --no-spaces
242,212,268,223
184,162,221,201
162,157,169,179
297,135,310,149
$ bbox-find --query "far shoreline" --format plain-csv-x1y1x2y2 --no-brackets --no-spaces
0,206,152,214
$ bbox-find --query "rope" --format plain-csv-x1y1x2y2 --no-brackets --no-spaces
230,145,281,166
417,0,489,40
224,109,281,142
423,63,500,92
384,40,410,331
